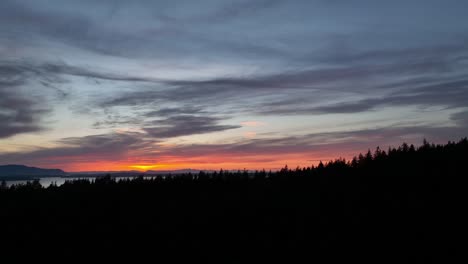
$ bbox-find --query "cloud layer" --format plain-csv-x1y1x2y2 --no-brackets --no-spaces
1,0,468,171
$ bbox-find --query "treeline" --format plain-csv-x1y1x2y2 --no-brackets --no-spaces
0,139,466,262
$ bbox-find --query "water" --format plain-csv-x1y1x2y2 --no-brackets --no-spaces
5,177,85,187
4,176,156,188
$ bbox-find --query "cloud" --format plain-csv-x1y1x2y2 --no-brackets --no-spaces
144,106,206,117
57,132,149,154
0,64,49,138
98,41,468,112
243,131,257,138
0,93,47,138
255,78,468,115
97,65,468,121
2,120,466,170
0,132,151,166
0,0,291,61
155,123,468,163
0,0,94,50
143,115,240,138
40,63,160,83
188,0,281,24
3,0,465,124
2,0,468,171
1,60,159,84
241,121,266,127
451,110,468,126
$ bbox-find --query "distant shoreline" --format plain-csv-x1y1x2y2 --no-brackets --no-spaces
1,173,196,181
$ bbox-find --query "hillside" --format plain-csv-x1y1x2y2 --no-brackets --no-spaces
0,164,66,178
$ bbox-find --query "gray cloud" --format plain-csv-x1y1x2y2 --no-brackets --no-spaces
0,0,95,50
144,115,240,138
97,45,468,118
0,0,291,61
0,64,49,138
1,60,159,84
2,0,468,170
256,78,468,115
193,0,280,23
3,42,465,141
151,123,468,162
3,121,466,169
144,106,206,117
451,110,468,126
0,132,151,167
58,132,147,150
0,91,48,138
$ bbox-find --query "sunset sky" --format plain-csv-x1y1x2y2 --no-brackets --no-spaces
1,0,468,172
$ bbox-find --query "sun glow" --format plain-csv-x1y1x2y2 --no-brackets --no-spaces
129,165,160,171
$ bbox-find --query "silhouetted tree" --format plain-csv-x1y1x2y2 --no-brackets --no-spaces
0,180,6,190
0,138,466,262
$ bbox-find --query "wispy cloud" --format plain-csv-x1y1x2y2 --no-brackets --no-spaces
0,63,50,138
2,119,466,171
144,115,240,138
241,121,266,127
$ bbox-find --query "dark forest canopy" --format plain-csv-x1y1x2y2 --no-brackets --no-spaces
0,138,466,263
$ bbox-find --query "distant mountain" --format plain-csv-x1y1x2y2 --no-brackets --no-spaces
0,165,66,178
67,170,142,175
66,169,214,177
145,169,210,175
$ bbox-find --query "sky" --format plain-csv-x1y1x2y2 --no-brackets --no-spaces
1,0,468,172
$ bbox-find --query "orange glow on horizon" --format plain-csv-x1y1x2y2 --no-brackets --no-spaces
129,165,160,171
35,149,355,173
28,143,361,173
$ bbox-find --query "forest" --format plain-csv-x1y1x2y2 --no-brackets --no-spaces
0,139,466,262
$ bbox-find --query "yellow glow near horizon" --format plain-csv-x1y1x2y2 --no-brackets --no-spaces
129,165,161,171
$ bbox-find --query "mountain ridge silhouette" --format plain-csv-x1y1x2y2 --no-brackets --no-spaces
0,164,65,178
